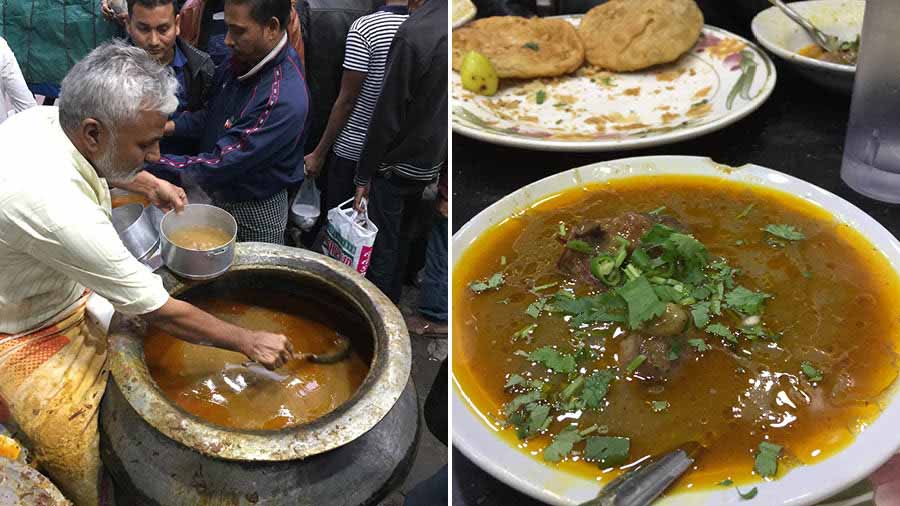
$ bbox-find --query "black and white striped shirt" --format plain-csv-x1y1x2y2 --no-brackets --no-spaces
333,9,408,162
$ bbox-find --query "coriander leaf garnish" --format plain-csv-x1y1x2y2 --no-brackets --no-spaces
543,425,581,462
691,302,711,328
523,41,540,51
800,361,824,382
582,370,614,409
754,441,782,478
718,479,734,486
651,400,670,412
737,203,755,219
531,282,558,293
469,272,505,293
617,276,667,329
764,224,805,241
566,239,594,254
529,346,577,374
584,436,631,467
737,486,758,500
518,403,551,438
688,338,709,352
525,298,547,319
552,291,627,326
706,323,738,344
725,286,771,315
503,390,542,416
649,206,666,215
625,354,647,374
512,323,538,342
667,340,684,361
536,90,547,104
505,374,526,389
558,223,567,237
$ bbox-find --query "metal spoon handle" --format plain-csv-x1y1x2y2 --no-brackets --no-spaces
767,0,836,51
579,449,695,506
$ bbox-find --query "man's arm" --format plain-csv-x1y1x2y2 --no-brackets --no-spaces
146,298,293,368
146,95,307,189
18,201,291,369
303,70,366,177
111,171,188,212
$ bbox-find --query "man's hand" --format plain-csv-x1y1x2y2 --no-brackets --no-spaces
353,184,369,213
240,331,294,370
304,151,325,178
148,178,188,212
436,193,448,218
163,120,176,137
100,0,128,26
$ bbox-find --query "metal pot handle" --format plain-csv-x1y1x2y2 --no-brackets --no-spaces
207,247,231,257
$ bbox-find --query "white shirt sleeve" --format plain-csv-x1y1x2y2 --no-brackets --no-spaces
0,37,37,115
18,197,170,316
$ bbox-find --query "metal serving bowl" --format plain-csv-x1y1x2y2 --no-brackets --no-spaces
112,203,161,262
159,204,237,280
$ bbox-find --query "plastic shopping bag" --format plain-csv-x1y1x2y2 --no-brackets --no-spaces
290,178,321,231
322,198,378,275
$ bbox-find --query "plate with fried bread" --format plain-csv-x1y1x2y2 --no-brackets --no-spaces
451,0,777,152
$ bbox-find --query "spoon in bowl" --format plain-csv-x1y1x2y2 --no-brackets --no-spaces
579,442,702,506
767,0,841,54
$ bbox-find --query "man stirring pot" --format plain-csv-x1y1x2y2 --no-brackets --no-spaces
0,42,293,505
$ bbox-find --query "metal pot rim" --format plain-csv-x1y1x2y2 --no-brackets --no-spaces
106,243,411,461
159,204,238,252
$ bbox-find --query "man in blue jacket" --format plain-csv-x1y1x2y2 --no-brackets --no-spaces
147,0,310,244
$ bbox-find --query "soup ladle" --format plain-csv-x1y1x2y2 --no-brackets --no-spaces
579,442,702,506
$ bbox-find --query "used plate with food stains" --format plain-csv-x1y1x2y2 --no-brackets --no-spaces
452,18,776,152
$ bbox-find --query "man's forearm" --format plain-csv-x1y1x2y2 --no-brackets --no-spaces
112,171,159,196
144,298,248,356
314,96,356,157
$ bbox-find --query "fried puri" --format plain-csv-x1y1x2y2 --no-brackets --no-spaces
452,16,585,79
578,0,704,72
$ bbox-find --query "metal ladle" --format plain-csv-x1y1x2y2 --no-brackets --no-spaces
768,0,842,53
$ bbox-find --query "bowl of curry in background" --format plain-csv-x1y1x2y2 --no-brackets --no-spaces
160,204,237,280
452,155,900,505
752,0,862,94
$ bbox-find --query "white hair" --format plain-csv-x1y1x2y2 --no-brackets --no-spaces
58,39,179,133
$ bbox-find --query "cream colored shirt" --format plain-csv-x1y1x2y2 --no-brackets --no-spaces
0,106,169,334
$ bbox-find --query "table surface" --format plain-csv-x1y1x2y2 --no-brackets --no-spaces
450,19,898,506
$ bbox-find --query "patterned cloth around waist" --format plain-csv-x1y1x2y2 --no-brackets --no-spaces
219,188,289,244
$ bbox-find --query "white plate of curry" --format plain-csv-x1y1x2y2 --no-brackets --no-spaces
451,155,900,505
451,18,777,152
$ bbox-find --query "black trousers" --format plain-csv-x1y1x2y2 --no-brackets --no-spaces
365,172,428,302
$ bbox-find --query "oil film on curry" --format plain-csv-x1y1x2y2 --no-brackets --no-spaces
451,0,900,505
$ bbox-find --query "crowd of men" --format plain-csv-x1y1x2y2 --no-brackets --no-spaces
0,0,447,504
0,0,448,329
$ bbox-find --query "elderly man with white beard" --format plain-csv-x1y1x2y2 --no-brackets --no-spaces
0,41,293,505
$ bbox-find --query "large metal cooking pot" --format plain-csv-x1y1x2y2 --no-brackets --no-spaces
100,243,415,505
159,204,236,280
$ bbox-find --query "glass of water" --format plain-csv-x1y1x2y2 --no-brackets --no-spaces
840,0,900,203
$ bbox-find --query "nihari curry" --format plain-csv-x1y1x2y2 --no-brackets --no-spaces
798,36,860,66
146,286,370,431
167,225,233,250
453,175,900,495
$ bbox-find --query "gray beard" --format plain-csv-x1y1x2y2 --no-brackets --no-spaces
96,143,142,185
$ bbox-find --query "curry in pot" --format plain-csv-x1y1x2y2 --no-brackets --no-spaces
453,175,900,493
146,285,370,431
